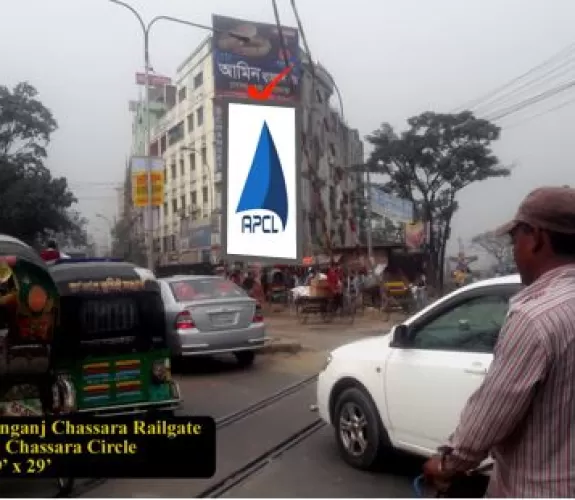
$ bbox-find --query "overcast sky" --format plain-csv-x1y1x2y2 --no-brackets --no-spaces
2,0,574,259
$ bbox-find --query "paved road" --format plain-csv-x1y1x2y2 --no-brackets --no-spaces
0,326,421,499
0,351,325,498
223,428,422,498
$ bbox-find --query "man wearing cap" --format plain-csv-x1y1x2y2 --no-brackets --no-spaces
423,186,575,497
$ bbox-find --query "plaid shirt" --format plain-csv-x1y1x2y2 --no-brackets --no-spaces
445,265,575,497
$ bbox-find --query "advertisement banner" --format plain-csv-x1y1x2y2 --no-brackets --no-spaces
213,102,224,173
211,15,300,102
222,100,301,263
180,223,211,252
405,221,427,250
131,156,165,207
135,72,172,87
369,187,414,223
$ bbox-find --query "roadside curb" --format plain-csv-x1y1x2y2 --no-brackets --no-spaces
259,339,308,355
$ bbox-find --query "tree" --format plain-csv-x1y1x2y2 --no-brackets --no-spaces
472,231,510,266
366,111,511,289
0,82,80,245
51,210,88,248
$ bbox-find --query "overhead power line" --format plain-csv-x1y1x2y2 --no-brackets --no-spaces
500,95,575,130
453,40,575,113
485,78,575,122
473,55,575,116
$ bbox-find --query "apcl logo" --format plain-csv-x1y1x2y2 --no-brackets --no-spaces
236,121,288,234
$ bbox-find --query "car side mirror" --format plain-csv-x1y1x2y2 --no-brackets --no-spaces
391,324,411,348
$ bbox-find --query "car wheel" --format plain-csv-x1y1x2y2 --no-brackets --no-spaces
235,351,256,367
333,387,387,470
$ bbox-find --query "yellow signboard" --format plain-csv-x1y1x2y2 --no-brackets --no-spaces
131,156,164,207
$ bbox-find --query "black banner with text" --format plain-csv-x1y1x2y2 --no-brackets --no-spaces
0,416,215,478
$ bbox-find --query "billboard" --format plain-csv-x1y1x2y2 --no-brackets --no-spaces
369,187,414,223
221,100,301,263
135,73,172,87
180,223,211,251
211,15,300,102
131,156,164,207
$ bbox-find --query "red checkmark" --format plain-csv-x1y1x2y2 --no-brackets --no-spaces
247,65,294,101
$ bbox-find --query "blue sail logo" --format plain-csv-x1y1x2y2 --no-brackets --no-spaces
237,121,288,233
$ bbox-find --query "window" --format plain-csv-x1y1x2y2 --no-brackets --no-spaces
201,250,211,263
316,89,323,103
191,191,197,205
193,72,204,89
187,114,194,133
168,121,184,146
190,153,196,171
412,294,511,353
196,106,204,127
170,278,246,302
178,86,187,102
179,158,185,176
163,202,168,217
160,136,167,155
202,186,209,204
201,146,207,165
170,163,176,179
180,196,186,211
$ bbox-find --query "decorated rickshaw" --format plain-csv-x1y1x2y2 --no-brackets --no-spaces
0,234,75,495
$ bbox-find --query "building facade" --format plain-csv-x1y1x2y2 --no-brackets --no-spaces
128,36,364,265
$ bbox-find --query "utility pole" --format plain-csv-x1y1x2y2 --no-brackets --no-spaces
364,169,374,264
109,0,249,271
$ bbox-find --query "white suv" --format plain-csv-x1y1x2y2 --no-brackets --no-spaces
316,275,522,469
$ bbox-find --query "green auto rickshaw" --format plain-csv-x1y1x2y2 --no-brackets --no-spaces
48,258,181,416
0,234,76,495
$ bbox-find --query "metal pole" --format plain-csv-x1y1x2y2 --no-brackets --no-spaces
144,31,154,271
365,169,374,264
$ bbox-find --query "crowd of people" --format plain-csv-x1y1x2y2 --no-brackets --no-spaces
213,261,429,312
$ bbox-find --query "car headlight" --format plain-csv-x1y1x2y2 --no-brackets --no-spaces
321,354,332,372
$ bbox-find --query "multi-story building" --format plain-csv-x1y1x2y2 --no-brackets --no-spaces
128,36,364,265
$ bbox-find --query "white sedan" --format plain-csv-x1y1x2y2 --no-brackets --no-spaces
316,274,522,469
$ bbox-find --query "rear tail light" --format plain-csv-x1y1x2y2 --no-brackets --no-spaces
252,304,264,323
152,358,171,384
175,310,195,330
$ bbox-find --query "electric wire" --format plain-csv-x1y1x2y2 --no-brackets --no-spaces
473,54,575,116
499,95,575,130
452,40,575,113
484,78,575,122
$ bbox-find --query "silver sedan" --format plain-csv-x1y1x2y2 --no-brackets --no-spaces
158,275,269,367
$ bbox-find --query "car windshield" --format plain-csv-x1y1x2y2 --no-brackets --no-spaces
169,278,247,301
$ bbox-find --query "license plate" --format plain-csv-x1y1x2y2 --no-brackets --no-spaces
212,313,234,326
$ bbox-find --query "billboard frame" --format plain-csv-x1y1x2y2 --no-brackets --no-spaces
219,97,302,265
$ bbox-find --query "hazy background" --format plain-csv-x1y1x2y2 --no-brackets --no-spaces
2,0,574,261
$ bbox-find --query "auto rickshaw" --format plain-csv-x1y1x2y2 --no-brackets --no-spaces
0,235,75,495
48,258,181,416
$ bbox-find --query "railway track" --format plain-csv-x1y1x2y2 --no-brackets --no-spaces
196,418,325,498
69,373,320,498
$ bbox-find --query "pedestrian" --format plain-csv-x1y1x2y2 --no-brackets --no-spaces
422,186,575,497
327,262,343,311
